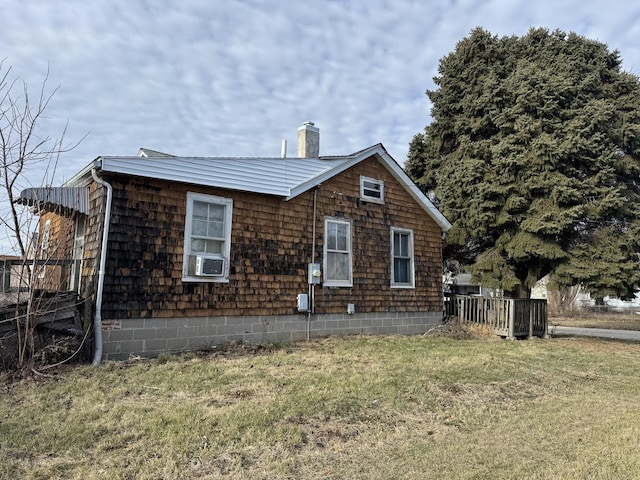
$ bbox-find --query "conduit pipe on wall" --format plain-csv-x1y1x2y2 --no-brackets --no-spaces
307,187,318,341
91,167,113,366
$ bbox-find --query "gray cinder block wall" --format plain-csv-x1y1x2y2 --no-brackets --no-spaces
100,311,444,360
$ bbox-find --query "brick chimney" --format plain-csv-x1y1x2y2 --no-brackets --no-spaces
297,121,319,158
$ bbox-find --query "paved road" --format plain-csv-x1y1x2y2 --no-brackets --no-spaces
550,325,640,341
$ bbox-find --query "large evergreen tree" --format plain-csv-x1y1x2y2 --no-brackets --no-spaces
407,27,640,298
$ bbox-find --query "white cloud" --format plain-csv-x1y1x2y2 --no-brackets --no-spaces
2,0,640,252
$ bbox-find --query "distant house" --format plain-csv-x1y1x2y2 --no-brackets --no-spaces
18,122,452,361
446,273,495,297
532,275,640,312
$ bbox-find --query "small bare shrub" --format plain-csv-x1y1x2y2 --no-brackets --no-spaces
426,318,497,340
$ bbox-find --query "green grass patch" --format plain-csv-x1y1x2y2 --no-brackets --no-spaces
2,335,640,479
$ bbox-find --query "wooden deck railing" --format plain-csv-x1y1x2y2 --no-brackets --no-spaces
445,295,548,339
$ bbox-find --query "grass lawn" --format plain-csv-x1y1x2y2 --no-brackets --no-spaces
2,333,640,479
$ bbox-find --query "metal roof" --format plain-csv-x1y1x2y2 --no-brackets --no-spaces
17,186,89,215
137,148,175,157
98,155,349,197
87,143,451,231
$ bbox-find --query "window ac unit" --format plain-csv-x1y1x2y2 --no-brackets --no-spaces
195,256,225,276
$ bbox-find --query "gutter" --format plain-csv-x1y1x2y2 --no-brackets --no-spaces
91,166,113,366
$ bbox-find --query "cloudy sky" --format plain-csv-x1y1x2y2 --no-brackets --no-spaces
2,0,640,252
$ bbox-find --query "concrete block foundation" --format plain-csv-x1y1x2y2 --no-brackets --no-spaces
100,311,444,361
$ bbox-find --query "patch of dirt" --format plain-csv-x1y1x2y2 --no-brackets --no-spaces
197,341,275,358
277,414,362,450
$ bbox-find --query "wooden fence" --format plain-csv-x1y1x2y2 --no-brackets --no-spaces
445,295,548,339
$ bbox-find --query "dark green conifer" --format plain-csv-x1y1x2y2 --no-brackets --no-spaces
407,27,640,298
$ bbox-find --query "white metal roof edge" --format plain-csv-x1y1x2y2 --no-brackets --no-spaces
288,144,452,232
286,144,386,198
80,145,451,231
286,157,360,199
63,159,98,187
374,148,452,232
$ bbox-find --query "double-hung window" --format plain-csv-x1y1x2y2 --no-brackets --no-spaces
183,192,233,282
391,227,414,288
324,218,352,287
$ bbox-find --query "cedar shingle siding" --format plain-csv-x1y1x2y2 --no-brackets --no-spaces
37,212,75,292
96,156,443,320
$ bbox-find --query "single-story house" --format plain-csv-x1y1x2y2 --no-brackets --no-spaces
18,122,452,362
445,273,494,297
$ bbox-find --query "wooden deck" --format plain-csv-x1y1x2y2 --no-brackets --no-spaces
446,295,548,339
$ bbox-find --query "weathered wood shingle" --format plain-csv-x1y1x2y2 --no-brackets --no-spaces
94,154,444,320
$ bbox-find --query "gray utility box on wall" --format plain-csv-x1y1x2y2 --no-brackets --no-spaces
308,263,321,284
297,293,309,312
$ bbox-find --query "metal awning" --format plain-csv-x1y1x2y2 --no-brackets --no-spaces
17,187,89,215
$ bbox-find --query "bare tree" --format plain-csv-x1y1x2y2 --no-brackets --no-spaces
0,59,73,257
0,59,84,370
547,285,581,317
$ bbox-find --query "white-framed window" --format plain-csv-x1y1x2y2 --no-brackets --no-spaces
183,192,233,282
38,219,51,279
70,215,86,292
391,227,414,288
360,175,384,204
323,217,352,287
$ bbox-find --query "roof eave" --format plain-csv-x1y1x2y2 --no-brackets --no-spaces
62,158,102,187
286,157,362,200
66,146,452,231
288,144,452,232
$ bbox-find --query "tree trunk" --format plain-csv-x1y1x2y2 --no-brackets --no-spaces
507,283,531,299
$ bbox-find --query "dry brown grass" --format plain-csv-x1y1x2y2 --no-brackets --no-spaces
425,318,500,340
551,312,640,331
2,334,640,479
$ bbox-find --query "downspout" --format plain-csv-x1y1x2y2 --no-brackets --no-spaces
91,167,113,366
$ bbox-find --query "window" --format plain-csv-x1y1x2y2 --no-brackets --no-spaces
183,192,233,282
324,218,352,287
38,219,51,279
70,215,86,292
360,176,384,203
391,227,414,288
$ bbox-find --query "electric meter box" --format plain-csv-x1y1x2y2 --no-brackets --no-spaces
308,263,321,284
